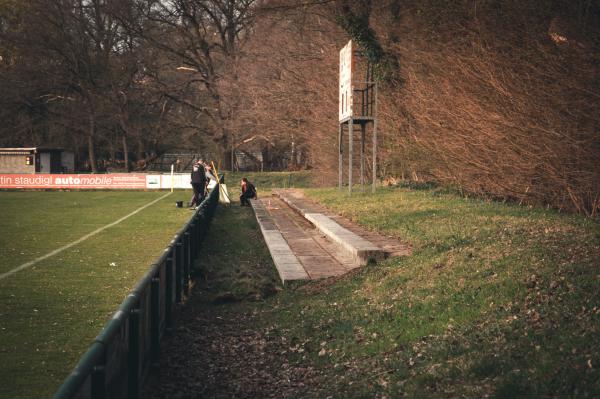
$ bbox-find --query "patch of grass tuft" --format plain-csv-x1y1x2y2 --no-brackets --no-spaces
192,204,281,303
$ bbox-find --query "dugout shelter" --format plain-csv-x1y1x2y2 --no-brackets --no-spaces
0,147,74,174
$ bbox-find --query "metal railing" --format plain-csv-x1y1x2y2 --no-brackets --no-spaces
53,183,220,399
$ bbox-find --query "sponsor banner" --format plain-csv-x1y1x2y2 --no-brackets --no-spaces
0,173,148,189
146,174,161,189
0,173,201,190
160,173,192,189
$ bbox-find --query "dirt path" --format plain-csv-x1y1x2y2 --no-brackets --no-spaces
143,297,321,399
142,205,324,398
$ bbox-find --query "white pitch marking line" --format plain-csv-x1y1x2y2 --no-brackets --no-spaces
0,192,173,281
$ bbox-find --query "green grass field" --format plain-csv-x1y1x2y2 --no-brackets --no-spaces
0,190,194,399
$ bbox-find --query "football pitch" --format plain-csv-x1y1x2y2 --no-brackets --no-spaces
0,190,195,399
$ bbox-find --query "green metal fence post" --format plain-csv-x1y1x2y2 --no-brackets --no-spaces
128,308,141,399
189,221,197,261
183,232,191,294
197,216,203,253
91,354,106,399
150,276,160,366
194,217,204,259
175,242,183,303
193,218,200,268
197,214,204,243
165,256,173,327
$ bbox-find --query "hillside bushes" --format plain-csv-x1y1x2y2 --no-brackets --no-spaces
238,0,600,216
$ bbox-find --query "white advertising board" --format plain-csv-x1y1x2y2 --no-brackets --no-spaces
146,174,161,189
161,173,196,189
339,40,353,121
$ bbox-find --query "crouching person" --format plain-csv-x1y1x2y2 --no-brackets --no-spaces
189,160,207,209
240,177,257,206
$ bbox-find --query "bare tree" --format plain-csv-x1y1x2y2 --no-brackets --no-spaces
116,0,257,168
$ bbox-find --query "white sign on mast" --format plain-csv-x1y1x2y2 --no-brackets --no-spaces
339,40,353,121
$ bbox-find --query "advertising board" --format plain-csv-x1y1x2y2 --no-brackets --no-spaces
339,40,353,121
0,172,211,190
0,174,156,189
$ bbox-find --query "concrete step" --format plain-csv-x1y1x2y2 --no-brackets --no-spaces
250,199,308,283
304,213,384,265
274,191,385,266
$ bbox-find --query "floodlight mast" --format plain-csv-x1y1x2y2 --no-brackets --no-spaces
338,40,378,195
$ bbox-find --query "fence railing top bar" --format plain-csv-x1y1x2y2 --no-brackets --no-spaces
131,264,161,297
95,310,128,344
53,342,105,399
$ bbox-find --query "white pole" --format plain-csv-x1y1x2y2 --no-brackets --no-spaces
170,164,174,193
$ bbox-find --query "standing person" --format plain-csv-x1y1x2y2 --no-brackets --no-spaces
205,162,218,191
189,160,207,209
240,177,257,206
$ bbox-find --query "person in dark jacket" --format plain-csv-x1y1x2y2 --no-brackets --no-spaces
240,177,257,206
189,160,207,209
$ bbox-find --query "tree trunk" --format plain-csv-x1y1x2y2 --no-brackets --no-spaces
88,113,98,173
109,140,116,165
137,136,145,161
217,146,232,172
117,108,131,172
215,128,233,171
122,135,130,172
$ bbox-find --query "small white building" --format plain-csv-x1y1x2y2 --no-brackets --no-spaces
0,148,75,174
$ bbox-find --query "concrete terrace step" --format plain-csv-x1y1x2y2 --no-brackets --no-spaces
250,199,309,283
304,213,384,265
274,190,386,266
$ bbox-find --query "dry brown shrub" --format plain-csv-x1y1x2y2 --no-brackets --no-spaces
231,0,600,215
375,1,600,216
228,3,344,179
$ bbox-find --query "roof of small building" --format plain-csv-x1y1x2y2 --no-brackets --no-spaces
0,147,67,153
